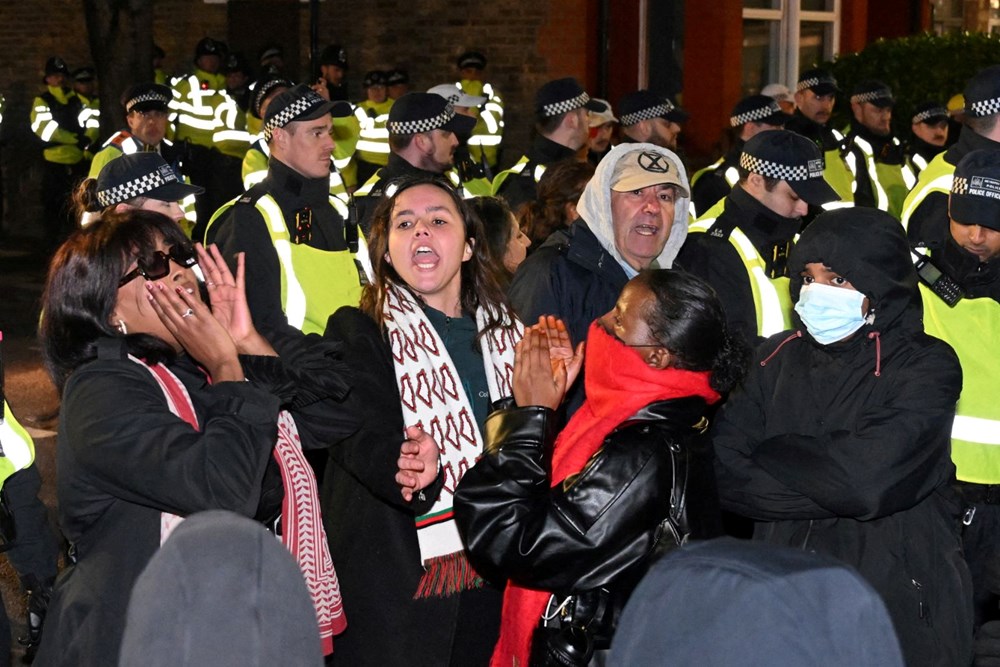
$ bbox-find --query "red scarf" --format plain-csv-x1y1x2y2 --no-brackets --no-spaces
490,322,720,667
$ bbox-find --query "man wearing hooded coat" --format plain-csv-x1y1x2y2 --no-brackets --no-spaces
713,208,973,666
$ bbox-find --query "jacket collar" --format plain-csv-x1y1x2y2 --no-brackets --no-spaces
615,396,710,432
264,157,331,203
527,135,579,165
545,220,630,288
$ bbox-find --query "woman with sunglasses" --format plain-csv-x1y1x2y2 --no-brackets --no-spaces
321,177,521,666
37,209,353,665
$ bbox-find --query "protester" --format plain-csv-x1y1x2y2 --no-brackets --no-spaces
713,207,974,666
447,270,745,666
471,196,531,288
518,158,595,248
322,177,522,666
36,209,353,664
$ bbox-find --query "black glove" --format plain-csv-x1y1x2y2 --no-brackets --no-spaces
18,575,53,664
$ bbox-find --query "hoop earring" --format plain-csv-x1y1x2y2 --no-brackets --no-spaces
117,319,128,335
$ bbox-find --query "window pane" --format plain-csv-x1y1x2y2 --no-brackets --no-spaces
743,19,782,95
799,20,832,71
801,0,835,11
744,0,780,9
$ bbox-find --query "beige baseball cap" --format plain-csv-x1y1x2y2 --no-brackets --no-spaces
610,148,689,197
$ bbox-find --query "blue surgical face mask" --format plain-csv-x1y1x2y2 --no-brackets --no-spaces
794,282,868,345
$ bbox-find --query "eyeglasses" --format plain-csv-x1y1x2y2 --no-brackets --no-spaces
119,243,198,287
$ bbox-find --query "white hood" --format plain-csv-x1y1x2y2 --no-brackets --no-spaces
576,142,690,271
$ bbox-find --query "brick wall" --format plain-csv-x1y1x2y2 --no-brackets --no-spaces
0,0,589,241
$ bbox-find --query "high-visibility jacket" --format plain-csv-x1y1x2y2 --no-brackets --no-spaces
205,191,365,335
0,402,37,488
492,155,547,197
823,128,857,203
331,110,362,190
689,157,739,218
76,93,101,145
920,283,1000,483
457,79,503,169
848,133,916,219
689,199,794,337
355,99,393,166
169,68,231,149
900,152,954,233
31,86,86,164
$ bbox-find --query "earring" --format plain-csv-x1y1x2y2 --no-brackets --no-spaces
117,319,128,335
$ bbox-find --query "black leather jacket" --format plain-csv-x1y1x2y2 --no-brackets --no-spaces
453,396,722,597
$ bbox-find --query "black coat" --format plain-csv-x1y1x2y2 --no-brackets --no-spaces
713,209,973,666
508,221,629,416
453,398,722,633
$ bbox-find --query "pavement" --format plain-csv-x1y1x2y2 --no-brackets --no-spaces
1,241,61,663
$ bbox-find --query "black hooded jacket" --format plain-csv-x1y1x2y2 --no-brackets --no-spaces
712,208,973,667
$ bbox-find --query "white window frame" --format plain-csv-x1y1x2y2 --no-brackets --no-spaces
742,0,841,87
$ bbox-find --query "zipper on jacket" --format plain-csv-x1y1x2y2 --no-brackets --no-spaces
912,578,927,620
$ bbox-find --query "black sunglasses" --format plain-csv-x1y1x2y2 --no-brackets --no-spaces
119,243,198,287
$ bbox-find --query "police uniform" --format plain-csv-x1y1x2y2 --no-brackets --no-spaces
842,82,915,219
689,95,791,218
354,92,477,232
912,151,1000,632
784,69,857,204
72,67,101,148
455,51,504,170
32,57,91,245
210,85,368,342
907,102,950,177
354,71,394,186
678,130,839,343
493,77,601,211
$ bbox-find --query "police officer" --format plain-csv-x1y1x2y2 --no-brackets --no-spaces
689,94,791,217
902,65,1000,244
354,70,393,186
31,56,90,247
912,150,1000,643
843,81,915,218
493,77,601,211
210,85,367,341
170,37,243,233
72,67,100,142
354,92,476,230
678,130,839,343
317,44,349,102
427,83,493,196
907,101,950,176
785,68,856,203
386,69,410,101
455,50,504,171
618,89,689,151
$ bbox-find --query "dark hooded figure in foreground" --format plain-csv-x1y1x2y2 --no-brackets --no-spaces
609,538,905,666
712,207,973,666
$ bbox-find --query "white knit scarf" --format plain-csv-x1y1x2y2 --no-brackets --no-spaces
383,286,521,575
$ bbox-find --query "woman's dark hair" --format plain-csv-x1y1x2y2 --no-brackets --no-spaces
469,196,517,287
40,209,190,393
634,270,750,394
360,176,516,341
518,159,594,246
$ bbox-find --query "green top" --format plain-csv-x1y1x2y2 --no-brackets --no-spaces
424,305,489,431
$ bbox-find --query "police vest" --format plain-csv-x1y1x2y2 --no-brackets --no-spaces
900,152,954,233
31,88,86,164
0,403,36,488
457,79,504,168
491,155,546,197
821,129,856,203
204,193,367,335
169,70,229,148
920,283,1000,483
851,135,916,219
355,101,393,166
689,158,739,218
242,139,349,202
690,199,794,337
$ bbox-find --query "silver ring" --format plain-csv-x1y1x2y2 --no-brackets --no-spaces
181,308,194,318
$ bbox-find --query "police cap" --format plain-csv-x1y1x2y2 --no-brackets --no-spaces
950,149,1000,232
387,93,476,137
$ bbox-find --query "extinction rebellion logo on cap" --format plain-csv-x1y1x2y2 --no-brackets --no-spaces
969,175,1000,201
638,151,671,173
807,159,824,178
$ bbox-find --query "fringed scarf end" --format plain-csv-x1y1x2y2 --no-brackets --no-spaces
413,551,484,599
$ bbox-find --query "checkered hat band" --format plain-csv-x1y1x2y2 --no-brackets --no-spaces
263,95,323,140
970,96,1000,117
126,92,169,113
952,176,969,195
542,92,591,118
912,108,947,124
621,102,675,127
730,103,781,127
850,91,892,105
97,170,172,207
739,152,810,181
388,103,455,135
796,76,836,92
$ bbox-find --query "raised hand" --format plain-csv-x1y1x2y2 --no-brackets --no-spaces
513,327,573,410
395,426,441,503
197,244,275,357
144,280,244,382
533,315,585,391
